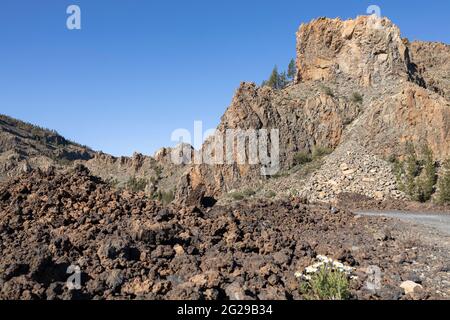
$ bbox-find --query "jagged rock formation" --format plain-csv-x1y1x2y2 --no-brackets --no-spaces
178,16,450,203
295,16,424,86
410,41,450,100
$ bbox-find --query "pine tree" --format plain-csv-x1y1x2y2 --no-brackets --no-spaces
279,71,288,89
287,59,296,81
267,66,280,89
438,159,450,204
417,144,437,202
404,143,420,200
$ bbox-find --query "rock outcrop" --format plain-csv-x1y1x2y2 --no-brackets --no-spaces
178,16,450,202
410,41,450,100
295,16,424,87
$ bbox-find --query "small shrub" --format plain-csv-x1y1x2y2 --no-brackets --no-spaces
386,154,397,163
320,85,334,97
300,264,351,300
404,143,421,200
294,151,312,165
270,171,289,179
106,178,120,189
229,192,245,201
242,189,256,197
161,190,174,204
155,190,175,204
265,190,276,198
154,166,163,178
350,92,363,104
312,146,333,160
127,176,148,193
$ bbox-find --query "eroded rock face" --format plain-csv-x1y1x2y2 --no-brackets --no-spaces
178,81,361,197
351,83,450,160
295,16,423,87
410,41,450,100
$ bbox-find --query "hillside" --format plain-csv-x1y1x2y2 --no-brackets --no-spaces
0,115,188,200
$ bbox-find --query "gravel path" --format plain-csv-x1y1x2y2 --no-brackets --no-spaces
355,211,450,236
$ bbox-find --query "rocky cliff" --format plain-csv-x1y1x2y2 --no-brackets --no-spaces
178,16,450,203
295,16,424,86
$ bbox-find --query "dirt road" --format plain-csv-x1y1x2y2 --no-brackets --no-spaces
355,211,450,236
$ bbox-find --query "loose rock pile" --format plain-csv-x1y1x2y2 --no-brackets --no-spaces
300,142,406,203
0,166,447,300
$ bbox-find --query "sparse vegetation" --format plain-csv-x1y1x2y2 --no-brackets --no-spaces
395,143,438,202
261,59,296,90
312,146,333,160
155,189,175,204
229,189,256,201
265,190,277,198
350,92,363,104
320,85,334,97
229,192,245,201
242,189,256,197
417,145,437,202
294,151,313,165
105,177,120,189
126,176,148,193
300,264,351,300
269,170,289,179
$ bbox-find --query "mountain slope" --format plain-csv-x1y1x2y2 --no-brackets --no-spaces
177,16,450,204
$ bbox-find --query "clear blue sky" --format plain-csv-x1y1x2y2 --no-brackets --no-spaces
0,0,449,156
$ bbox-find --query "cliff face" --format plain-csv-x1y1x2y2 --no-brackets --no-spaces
178,16,450,202
295,16,423,86
410,41,450,100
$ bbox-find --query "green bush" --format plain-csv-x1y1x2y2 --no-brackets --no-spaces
242,189,256,197
300,264,351,300
395,143,438,202
350,92,363,104
294,151,313,165
265,190,277,198
229,189,255,200
312,146,333,160
229,192,245,201
320,85,334,97
126,176,148,193
155,190,175,204
438,159,450,204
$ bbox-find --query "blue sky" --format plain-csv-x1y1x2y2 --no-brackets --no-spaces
0,0,449,156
